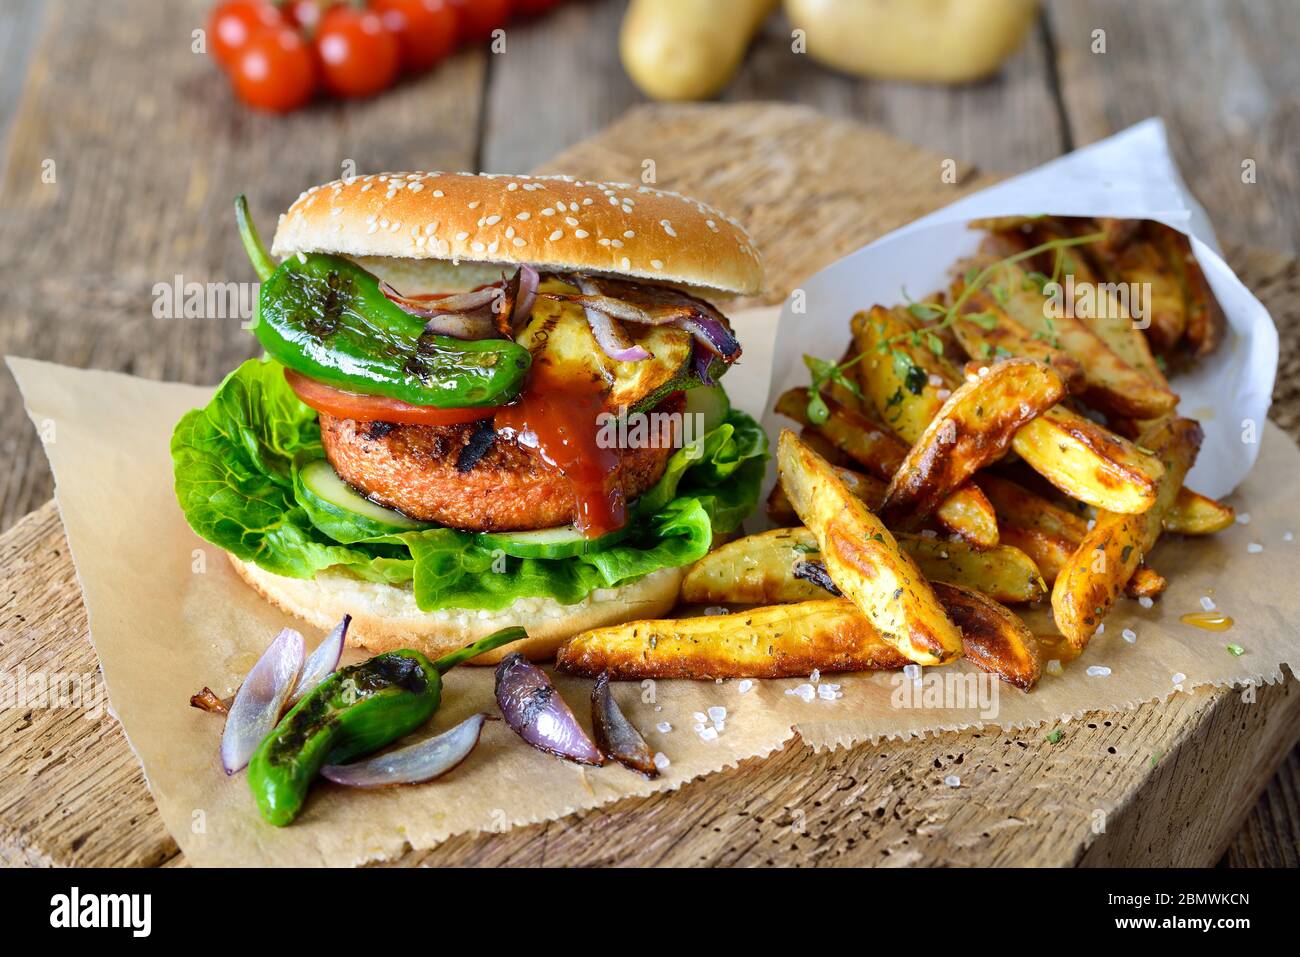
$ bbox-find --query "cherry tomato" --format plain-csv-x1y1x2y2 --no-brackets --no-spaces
370,0,458,73
283,0,326,31
513,0,562,15
315,5,400,98
448,0,511,44
208,0,283,67
285,369,499,425
230,25,318,112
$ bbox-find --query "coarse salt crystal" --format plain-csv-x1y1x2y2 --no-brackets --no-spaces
653,752,670,770
692,712,707,723
1095,623,1105,636
707,706,727,724
1200,596,1216,612
1237,512,1251,525
738,679,754,694
1285,531,1294,542
692,723,705,734
1122,628,1137,643
1138,596,1154,609
1172,672,1186,685
809,669,821,683
785,683,816,702
699,726,719,742
1086,665,1112,677
944,775,961,787
1247,542,1263,554
817,685,838,700
903,664,922,681
656,721,672,734
1046,659,1063,676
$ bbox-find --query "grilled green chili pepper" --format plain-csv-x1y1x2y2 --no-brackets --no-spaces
247,625,525,826
236,195,530,408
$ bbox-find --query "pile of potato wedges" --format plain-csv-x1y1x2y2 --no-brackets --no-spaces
557,218,1235,692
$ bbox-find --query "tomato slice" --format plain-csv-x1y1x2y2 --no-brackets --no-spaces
284,369,498,425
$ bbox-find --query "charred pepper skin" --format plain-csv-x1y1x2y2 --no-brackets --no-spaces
253,252,531,408
246,627,526,827
247,650,442,826
235,194,529,408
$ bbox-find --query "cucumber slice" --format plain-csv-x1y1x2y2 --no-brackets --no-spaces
478,523,630,559
684,384,731,435
297,458,430,543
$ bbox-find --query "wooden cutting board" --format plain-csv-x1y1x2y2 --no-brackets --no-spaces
3,102,1299,867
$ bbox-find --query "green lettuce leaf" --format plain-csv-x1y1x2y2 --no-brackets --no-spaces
171,357,768,611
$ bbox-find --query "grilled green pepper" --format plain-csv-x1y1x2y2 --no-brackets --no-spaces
236,196,530,408
247,626,525,826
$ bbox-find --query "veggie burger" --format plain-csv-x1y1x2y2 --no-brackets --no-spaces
172,173,767,662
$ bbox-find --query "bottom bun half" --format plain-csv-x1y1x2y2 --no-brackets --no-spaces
228,554,683,664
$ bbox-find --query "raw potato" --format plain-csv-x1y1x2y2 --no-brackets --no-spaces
881,358,1066,526
1010,405,1164,515
555,599,910,680
785,0,1039,84
681,526,1046,605
619,0,778,101
930,582,1041,690
1165,486,1235,535
1052,417,1203,650
777,430,964,665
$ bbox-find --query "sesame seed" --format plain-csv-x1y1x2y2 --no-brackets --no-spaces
598,238,611,246
468,200,481,209
623,230,635,238
1086,665,1112,677
651,259,663,270
409,182,424,192
574,229,589,238
516,211,530,221
660,220,677,237
555,201,567,212
545,229,561,241
582,197,593,205
432,190,444,197
565,216,578,227
541,208,555,216
455,231,469,241
361,183,373,192
484,215,501,225
471,242,485,252
706,219,718,231
621,257,630,270
507,182,518,191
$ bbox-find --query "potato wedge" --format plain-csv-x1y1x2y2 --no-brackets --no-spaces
554,599,910,680
976,237,1176,419
1052,417,1203,649
949,282,1084,391
778,430,964,665
1112,236,1187,354
767,464,886,525
774,387,998,547
1147,222,1225,359
682,526,1045,605
1010,405,1164,514
930,582,1042,690
1165,486,1235,535
881,358,1066,526
852,305,956,444
974,473,1087,583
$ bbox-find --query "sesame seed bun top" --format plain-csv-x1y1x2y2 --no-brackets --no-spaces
270,172,764,298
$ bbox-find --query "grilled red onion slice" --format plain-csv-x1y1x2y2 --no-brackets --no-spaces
220,627,304,775
574,276,650,362
682,312,741,360
691,343,717,386
287,615,349,707
320,713,488,787
591,673,658,778
495,653,604,766
510,264,539,334
380,282,500,339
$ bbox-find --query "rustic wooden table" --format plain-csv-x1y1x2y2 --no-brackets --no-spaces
0,0,1296,866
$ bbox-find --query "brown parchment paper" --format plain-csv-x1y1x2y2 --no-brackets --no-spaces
9,354,1300,867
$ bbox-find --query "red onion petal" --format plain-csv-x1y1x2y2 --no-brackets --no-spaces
513,264,539,333
585,308,651,362
495,654,604,766
591,673,658,778
683,313,741,360
220,627,304,775
423,310,498,340
287,615,349,707
380,281,502,316
320,713,488,787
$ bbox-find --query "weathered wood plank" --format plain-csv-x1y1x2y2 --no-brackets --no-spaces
1048,0,1300,255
